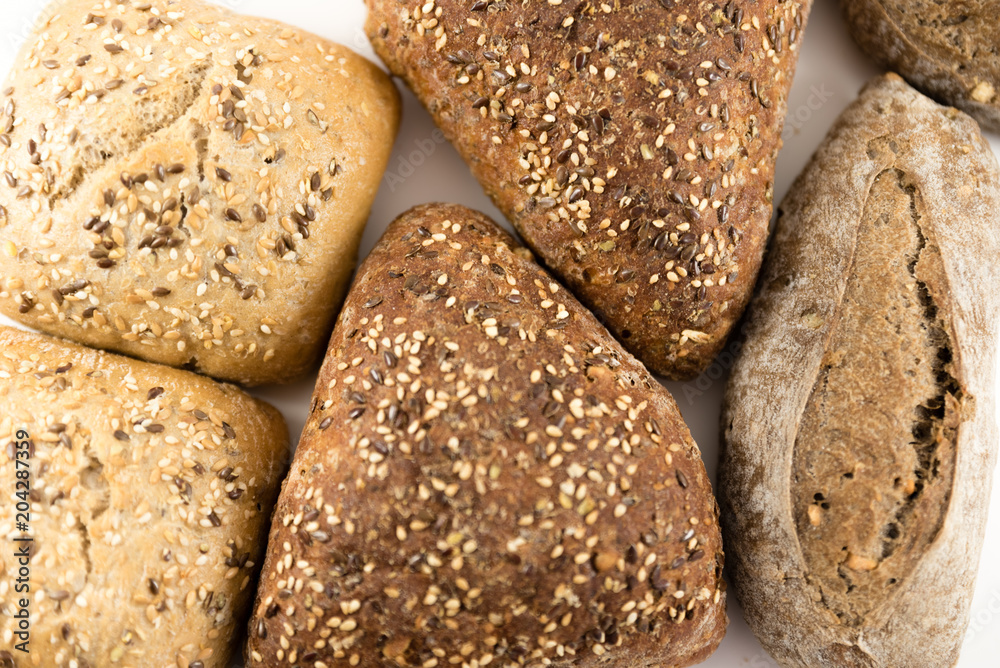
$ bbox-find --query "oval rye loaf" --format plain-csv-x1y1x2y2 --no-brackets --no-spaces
720,74,1000,667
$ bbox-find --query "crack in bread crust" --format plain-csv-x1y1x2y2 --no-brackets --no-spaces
790,167,960,625
47,57,212,209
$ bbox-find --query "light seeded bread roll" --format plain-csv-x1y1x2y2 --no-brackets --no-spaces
247,204,727,667
365,0,812,380
842,0,1000,132
720,74,1000,667
0,326,289,668
0,0,400,386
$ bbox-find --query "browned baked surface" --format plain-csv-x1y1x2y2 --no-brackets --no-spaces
0,326,289,668
720,74,1000,667
842,0,1000,132
247,204,726,667
0,0,400,386
365,0,812,380
791,168,958,626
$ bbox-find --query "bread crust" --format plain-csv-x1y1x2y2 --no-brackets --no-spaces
0,0,400,385
720,74,1000,667
0,326,289,667
365,0,812,380
247,204,726,667
842,0,1000,132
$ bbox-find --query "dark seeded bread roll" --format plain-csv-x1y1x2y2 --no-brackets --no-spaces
842,0,1000,132
0,0,400,385
0,326,289,668
365,1,812,380
720,74,1000,667
247,204,727,667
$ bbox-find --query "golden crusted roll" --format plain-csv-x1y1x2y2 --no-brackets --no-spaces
0,326,289,667
0,0,400,385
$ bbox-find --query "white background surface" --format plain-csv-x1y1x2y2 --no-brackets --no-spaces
2,0,999,665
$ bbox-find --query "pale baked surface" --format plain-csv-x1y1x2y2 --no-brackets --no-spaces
843,0,1000,132
365,0,812,380
247,204,727,667
720,74,1000,667
0,326,289,668
0,0,400,386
